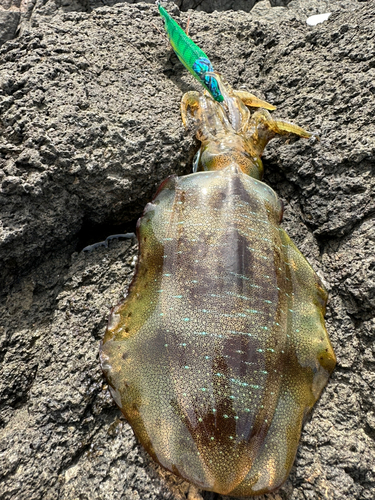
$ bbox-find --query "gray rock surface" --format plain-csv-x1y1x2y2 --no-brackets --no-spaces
0,0,34,44
0,10,20,44
0,1,374,499
0,0,361,46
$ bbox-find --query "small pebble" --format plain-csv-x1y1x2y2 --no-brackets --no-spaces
306,13,332,26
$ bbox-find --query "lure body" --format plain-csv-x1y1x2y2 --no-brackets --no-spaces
157,1,224,102
100,84,336,495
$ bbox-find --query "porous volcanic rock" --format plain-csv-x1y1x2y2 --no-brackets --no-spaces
0,1,374,500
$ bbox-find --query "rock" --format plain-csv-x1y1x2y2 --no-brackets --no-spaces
0,0,35,45
0,3,194,285
0,1,374,499
0,10,20,44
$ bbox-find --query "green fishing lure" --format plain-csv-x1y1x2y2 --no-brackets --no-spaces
157,0,224,102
